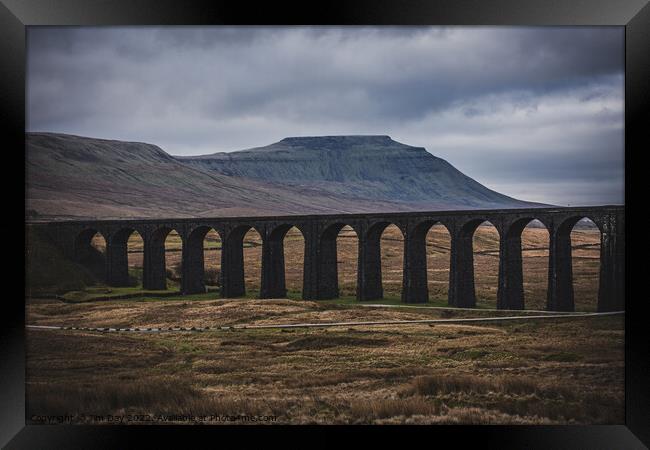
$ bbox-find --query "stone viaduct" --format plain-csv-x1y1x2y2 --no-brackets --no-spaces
26,206,625,312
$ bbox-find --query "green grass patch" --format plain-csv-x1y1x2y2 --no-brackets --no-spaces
542,352,582,362
123,291,221,303
60,286,178,302
58,281,221,303
286,289,304,300
452,349,490,360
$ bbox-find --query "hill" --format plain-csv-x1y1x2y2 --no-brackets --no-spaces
179,135,537,210
26,133,542,220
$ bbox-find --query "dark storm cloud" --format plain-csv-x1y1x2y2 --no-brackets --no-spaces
26,26,624,205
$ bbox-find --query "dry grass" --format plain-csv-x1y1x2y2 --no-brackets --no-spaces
348,397,438,420
26,297,554,330
26,299,624,425
28,379,287,422
396,372,623,424
403,373,570,397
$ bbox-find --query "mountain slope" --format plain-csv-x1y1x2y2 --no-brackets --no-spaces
26,133,542,220
179,135,537,209
26,133,416,220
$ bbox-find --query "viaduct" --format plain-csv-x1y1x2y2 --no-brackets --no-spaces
26,206,625,312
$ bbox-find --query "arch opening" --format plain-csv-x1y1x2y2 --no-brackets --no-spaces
164,229,182,290
336,225,358,299
378,224,404,300
242,227,263,298
126,230,144,286
520,219,549,311
567,217,601,312
471,220,500,308
425,223,451,305
89,231,106,254
281,226,305,300
321,223,358,299
203,229,222,291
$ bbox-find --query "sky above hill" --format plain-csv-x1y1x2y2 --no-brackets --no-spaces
27,26,624,206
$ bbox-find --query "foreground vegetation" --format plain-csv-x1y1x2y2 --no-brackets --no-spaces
26,298,624,424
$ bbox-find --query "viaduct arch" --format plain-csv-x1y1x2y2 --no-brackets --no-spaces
30,206,624,312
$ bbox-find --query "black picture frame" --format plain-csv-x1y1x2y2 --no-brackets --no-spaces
2,0,648,447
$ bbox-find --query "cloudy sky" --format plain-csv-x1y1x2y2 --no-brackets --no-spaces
27,26,624,205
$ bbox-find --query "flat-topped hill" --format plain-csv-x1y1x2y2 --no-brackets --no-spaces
27,133,542,220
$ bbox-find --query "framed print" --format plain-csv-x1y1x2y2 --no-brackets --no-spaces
2,0,648,447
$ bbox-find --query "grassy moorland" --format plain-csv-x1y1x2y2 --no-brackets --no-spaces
26,298,623,424
26,224,621,425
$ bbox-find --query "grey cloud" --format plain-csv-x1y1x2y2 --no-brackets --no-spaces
26,26,624,205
